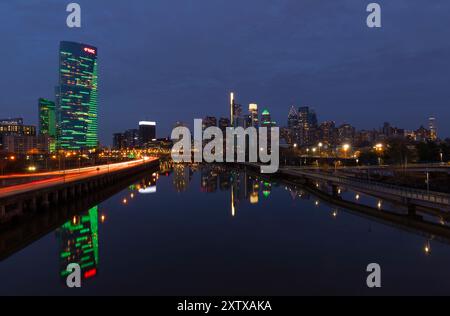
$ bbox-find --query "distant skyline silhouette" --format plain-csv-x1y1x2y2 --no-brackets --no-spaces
1,0,449,144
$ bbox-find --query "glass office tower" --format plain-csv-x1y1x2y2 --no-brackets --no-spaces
38,98,56,137
56,41,98,150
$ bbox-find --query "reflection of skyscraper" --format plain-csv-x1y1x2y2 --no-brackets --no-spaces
173,164,192,192
57,41,98,150
219,171,232,191
58,206,99,282
200,167,218,193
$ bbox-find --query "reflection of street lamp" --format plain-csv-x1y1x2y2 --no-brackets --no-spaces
424,241,431,255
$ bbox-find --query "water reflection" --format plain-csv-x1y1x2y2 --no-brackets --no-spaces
57,206,99,282
2,161,450,294
173,164,193,193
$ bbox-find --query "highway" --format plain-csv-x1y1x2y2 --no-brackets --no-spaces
0,158,158,200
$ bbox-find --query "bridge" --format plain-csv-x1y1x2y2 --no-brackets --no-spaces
241,162,450,212
282,167,450,208
0,157,159,224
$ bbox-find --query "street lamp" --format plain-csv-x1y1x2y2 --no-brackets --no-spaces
342,144,350,159
374,143,384,152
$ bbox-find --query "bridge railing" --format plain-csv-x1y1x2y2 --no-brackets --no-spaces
283,168,450,205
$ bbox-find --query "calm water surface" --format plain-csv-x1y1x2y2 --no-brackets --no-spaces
1,164,450,295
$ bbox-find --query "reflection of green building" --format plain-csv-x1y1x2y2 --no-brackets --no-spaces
59,206,99,281
263,182,272,198
38,98,56,152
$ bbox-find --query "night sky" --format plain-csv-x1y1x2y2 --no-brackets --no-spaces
0,0,449,144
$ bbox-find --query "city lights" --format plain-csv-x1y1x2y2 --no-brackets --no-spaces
0,9,448,298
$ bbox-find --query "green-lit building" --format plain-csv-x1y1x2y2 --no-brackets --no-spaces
38,98,56,152
38,98,56,136
56,41,98,150
59,206,99,281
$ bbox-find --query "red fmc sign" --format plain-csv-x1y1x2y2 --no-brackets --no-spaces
83,47,96,55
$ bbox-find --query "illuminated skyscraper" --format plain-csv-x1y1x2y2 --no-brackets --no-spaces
261,109,272,127
230,92,235,127
249,103,259,128
429,116,437,141
56,41,98,150
202,116,217,131
139,121,156,147
230,92,243,127
218,117,230,134
39,98,56,152
38,98,56,137
298,106,318,146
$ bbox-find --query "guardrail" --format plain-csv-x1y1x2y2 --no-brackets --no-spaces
282,168,450,206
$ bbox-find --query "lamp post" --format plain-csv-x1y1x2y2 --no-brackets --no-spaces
318,142,323,156
342,144,350,159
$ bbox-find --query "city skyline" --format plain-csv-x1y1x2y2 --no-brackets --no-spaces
2,1,450,298
1,0,449,145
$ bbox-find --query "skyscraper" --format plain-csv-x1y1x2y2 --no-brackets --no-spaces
219,117,231,134
56,41,98,150
261,109,272,127
230,92,235,127
298,106,318,146
230,92,243,127
287,106,299,144
139,121,156,147
38,98,56,137
39,98,56,152
202,116,217,131
429,116,437,141
249,103,259,128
